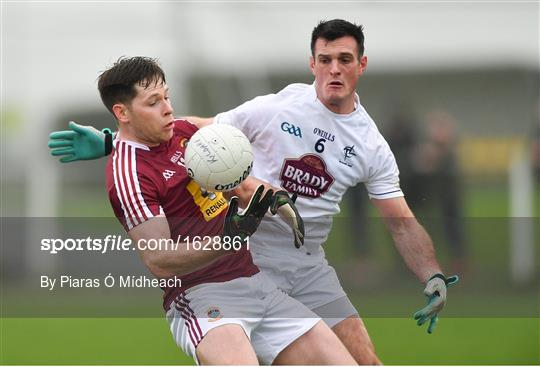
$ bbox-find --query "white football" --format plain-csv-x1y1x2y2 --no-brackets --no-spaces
185,124,253,192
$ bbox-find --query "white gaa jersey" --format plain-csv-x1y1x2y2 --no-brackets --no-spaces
215,83,403,256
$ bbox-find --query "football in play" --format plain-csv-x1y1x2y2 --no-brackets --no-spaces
185,124,253,192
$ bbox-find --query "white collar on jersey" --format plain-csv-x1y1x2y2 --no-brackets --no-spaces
113,135,151,151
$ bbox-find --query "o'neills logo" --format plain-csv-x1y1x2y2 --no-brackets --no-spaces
279,154,334,198
214,161,253,191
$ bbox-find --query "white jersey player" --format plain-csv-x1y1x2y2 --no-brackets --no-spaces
205,21,457,364
214,80,402,316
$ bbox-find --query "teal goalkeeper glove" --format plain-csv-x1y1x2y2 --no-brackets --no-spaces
270,191,305,248
48,121,112,163
413,273,459,334
224,185,274,242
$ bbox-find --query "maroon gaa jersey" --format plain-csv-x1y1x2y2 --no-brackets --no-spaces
106,119,259,310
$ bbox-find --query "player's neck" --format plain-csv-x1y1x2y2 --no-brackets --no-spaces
318,94,357,115
117,129,160,148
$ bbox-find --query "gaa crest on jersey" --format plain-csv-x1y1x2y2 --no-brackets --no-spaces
279,154,334,198
339,145,356,167
280,122,302,138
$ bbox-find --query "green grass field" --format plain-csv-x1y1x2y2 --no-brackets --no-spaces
1,318,538,365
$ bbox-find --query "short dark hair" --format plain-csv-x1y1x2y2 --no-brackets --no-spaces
97,56,166,114
311,19,365,57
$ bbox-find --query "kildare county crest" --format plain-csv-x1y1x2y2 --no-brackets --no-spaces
339,145,356,167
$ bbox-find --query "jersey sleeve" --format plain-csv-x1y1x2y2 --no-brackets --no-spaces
214,94,276,142
109,141,164,231
364,136,404,200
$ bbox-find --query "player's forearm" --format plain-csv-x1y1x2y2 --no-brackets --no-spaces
232,176,275,208
129,217,232,278
386,217,442,283
141,237,232,278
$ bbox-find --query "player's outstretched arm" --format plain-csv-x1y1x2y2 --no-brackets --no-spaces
372,196,441,281
371,196,458,333
233,177,305,248
48,121,113,163
48,118,213,163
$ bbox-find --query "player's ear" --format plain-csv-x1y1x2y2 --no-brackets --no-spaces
309,56,316,76
358,55,368,76
113,104,129,124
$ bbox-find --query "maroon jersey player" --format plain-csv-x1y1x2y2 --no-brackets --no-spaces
106,118,259,310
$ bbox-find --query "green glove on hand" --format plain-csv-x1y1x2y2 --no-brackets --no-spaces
223,185,274,242
413,273,459,334
48,121,111,163
270,190,305,248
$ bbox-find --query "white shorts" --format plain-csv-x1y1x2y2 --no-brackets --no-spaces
252,247,359,327
165,272,319,365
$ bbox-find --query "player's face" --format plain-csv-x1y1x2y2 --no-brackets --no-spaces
310,36,367,114
119,81,175,146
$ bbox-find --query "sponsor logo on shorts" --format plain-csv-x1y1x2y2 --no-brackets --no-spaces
279,154,334,198
207,306,222,322
280,122,302,138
